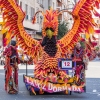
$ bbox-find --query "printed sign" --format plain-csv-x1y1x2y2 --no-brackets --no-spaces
58,59,73,70
24,76,84,93
61,60,72,69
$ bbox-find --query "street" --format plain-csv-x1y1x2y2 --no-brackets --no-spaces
0,61,100,100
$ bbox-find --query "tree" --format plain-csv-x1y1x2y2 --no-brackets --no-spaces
57,21,68,40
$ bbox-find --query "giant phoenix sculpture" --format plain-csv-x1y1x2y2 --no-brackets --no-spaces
0,0,100,94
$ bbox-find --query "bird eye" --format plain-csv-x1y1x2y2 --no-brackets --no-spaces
45,28,54,32
50,28,54,32
45,27,49,31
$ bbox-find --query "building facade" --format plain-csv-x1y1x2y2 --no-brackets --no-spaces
56,0,78,30
17,0,44,39
93,15,100,46
17,0,57,39
0,0,79,46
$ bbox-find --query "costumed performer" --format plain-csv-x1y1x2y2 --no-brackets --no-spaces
3,40,20,94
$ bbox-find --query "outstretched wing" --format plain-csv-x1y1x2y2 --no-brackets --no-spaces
0,0,41,59
58,0,100,53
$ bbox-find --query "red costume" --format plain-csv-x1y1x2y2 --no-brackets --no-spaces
72,45,86,91
3,41,20,94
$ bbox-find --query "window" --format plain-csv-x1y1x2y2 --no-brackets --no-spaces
40,0,44,8
64,5,66,9
15,0,19,4
48,0,52,9
53,2,55,9
37,0,39,3
40,15,43,24
36,7,39,23
74,0,77,3
25,4,28,20
20,1,22,8
30,7,35,21
40,0,43,4
25,4,28,15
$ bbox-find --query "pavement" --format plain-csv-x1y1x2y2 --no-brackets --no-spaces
0,61,100,100
86,61,100,78
0,64,35,70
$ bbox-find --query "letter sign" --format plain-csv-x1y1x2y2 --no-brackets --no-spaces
61,60,72,69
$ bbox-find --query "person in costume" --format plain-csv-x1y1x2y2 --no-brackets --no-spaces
72,42,86,91
72,42,84,62
3,40,20,94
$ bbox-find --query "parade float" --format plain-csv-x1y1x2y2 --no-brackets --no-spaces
0,0,100,95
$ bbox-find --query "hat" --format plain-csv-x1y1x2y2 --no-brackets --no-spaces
11,40,16,46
